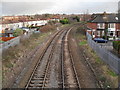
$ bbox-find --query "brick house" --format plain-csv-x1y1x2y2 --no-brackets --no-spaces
87,12,120,39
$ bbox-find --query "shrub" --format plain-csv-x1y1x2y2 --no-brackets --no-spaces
113,41,120,54
73,16,80,22
102,36,110,40
13,28,23,37
39,24,56,32
60,18,69,24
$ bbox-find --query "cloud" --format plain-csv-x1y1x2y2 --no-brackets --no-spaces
2,2,55,15
46,2,118,14
1,0,119,15
1,0,120,2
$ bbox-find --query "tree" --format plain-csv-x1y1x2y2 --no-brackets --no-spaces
13,28,23,37
60,18,69,24
73,16,80,22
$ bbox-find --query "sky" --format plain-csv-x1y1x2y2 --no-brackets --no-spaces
0,0,120,16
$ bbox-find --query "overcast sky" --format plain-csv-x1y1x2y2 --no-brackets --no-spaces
0,0,120,16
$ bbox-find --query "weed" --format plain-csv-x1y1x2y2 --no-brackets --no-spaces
103,81,111,89
96,58,102,64
5,62,13,68
79,41,87,45
99,76,106,82
107,70,117,77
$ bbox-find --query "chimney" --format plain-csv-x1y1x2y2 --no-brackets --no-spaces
103,11,108,22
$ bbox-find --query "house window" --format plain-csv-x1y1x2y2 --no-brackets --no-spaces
108,23,115,28
97,31,100,36
97,23,104,29
110,31,113,36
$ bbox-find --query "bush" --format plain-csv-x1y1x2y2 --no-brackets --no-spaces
73,16,80,22
113,41,120,54
39,24,56,32
60,18,69,24
13,28,23,37
102,36,110,40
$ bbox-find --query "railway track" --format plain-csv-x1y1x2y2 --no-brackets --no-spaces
25,29,65,88
25,26,81,89
82,51,103,88
61,28,81,89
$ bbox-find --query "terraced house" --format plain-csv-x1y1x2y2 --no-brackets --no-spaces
87,12,120,40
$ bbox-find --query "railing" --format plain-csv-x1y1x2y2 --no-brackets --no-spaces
86,32,120,74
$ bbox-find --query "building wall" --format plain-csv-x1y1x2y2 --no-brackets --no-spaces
1,20,48,31
87,23,97,29
87,22,120,38
116,23,120,29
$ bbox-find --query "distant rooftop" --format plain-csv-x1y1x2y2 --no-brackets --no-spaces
89,12,119,23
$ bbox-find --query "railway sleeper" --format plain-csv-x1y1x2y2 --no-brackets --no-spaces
29,83,48,87
31,80,49,83
30,80,49,83
32,77,44,80
29,83,43,87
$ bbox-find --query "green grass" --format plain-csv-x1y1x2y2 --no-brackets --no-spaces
5,62,13,68
79,41,87,45
96,58,102,64
107,70,118,77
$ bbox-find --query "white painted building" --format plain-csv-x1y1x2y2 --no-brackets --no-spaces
0,20,48,32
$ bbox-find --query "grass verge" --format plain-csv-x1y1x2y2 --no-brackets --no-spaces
2,31,55,81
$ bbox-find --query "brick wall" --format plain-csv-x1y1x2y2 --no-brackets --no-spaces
116,23,120,29
87,23,97,29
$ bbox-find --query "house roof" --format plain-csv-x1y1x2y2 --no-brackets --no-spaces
89,13,119,23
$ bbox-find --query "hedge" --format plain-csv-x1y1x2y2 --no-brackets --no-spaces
113,41,120,54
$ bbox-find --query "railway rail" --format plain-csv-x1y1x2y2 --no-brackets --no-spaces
82,51,103,88
25,29,65,88
60,28,81,89
25,26,81,89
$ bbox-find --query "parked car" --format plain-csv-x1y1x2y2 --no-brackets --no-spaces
94,38,108,43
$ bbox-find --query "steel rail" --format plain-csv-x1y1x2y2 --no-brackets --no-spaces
25,30,64,88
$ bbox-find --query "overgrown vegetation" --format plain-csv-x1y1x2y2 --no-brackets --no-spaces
13,28,23,37
107,70,117,77
79,41,87,45
39,24,56,32
75,26,118,88
2,31,56,87
2,24,56,81
73,16,80,22
60,18,69,24
113,41,120,54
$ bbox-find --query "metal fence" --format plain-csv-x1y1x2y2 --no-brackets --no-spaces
86,32,120,74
